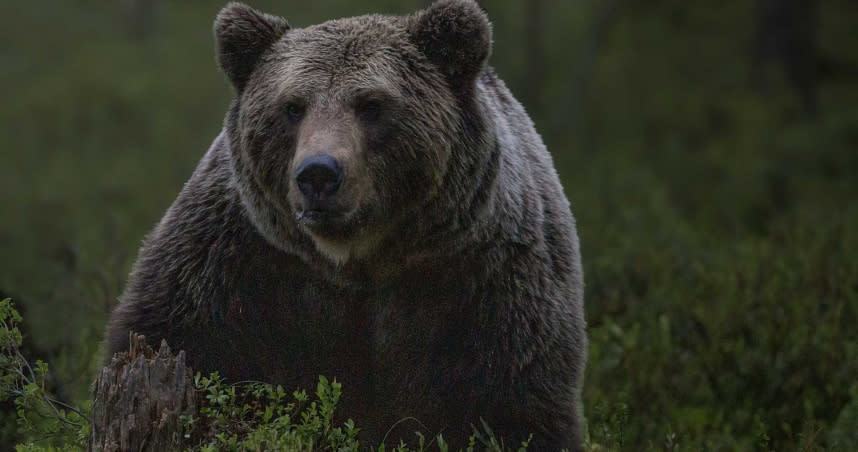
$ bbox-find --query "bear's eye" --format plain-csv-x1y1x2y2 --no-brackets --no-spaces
284,102,306,124
356,100,382,122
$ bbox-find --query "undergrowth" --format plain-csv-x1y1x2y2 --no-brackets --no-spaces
1,298,543,452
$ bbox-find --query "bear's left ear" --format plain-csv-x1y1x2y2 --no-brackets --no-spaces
214,2,290,91
408,0,492,91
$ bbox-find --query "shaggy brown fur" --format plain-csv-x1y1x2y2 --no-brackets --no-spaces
104,1,587,449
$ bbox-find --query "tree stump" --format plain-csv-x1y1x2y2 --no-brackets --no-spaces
88,333,197,452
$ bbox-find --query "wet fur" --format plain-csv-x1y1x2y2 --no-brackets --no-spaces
105,1,586,449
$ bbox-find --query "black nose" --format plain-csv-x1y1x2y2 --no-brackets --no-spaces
295,155,343,201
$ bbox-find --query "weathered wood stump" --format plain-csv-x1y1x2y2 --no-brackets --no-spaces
88,333,197,452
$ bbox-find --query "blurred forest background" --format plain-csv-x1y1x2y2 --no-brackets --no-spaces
1,0,857,450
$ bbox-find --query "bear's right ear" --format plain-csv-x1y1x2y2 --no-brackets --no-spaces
214,2,290,91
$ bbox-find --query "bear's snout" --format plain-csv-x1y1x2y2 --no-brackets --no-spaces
295,155,343,203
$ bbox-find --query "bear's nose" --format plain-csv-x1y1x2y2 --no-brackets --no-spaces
294,155,343,201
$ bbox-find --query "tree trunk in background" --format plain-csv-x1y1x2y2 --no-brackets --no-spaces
88,333,197,452
566,0,625,132
523,0,546,116
123,0,158,39
752,0,819,115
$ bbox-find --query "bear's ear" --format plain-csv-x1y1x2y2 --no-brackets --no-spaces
214,2,290,91
408,0,492,91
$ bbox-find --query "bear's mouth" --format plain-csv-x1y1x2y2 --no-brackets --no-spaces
295,207,355,238
298,209,329,221
296,208,342,225
294,203,378,242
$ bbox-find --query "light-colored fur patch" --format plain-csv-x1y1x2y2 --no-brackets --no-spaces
308,234,353,264
307,230,384,265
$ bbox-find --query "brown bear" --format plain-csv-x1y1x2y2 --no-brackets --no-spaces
104,1,587,449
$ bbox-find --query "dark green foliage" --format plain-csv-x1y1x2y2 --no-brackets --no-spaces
0,299,89,451
566,3,858,445
186,374,363,451
186,374,533,451
2,303,531,451
2,0,857,450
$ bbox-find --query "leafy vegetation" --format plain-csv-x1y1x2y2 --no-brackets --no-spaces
2,0,857,450
1,299,88,451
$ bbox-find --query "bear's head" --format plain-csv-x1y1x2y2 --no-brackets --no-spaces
215,0,493,268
